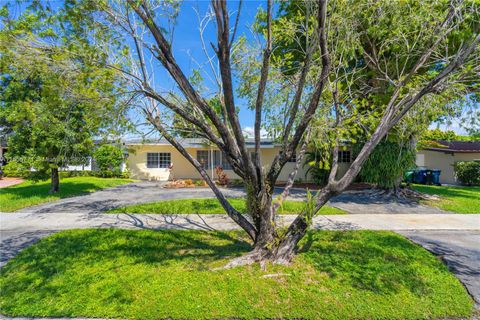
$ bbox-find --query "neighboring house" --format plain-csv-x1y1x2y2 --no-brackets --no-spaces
0,139,7,167
61,158,93,171
416,140,480,184
125,138,352,182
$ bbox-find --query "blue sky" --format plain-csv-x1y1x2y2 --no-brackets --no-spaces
155,0,266,133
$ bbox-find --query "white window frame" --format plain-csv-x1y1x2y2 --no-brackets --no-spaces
338,150,351,163
146,152,171,168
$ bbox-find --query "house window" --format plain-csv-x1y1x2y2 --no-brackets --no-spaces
146,152,171,168
197,150,210,169
198,150,232,170
214,150,232,170
338,150,351,163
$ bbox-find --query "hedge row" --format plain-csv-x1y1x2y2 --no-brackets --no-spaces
454,161,480,186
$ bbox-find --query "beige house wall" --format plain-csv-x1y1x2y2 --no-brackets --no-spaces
130,143,480,185
127,144,315,182
416,150,480,184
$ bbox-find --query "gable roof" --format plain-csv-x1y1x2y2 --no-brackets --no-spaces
424,140,480,153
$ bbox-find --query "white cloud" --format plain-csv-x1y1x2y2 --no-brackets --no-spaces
242,127,269,138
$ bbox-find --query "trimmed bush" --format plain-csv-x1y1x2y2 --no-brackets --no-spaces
2,161,30,178
93,145,124,172
454,161,480,186
59,170,130,179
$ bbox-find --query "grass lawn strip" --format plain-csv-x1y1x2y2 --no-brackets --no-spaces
413,185,480,214
0,177,134,212
108,198,346,215
0,229,473,319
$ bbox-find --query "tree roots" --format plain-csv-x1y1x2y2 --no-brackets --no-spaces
213,247,294,270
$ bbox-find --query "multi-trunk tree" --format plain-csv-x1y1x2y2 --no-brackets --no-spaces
61,0,478,264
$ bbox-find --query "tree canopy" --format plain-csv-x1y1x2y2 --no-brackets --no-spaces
0,3,130,192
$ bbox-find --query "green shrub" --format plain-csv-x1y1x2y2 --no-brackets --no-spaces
354,141,416,189
303,150,331,185
2,161,30,178
454,161,480,186
93,145,124,172
59,170,91,178
28,170,50,181
58,170,130,179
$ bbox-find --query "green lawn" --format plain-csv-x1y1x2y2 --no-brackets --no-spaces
108,198,346,215
0,177,134,212
413,185,480,214
0,229,472,319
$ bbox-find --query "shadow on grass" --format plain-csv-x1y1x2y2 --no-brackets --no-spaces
0,181,103,200
0,229,452,301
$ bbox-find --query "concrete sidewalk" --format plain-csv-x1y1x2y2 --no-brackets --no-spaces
2,212,479,268
2,212,479,233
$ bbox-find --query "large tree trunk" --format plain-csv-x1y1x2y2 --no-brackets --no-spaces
50,167,59,194
221,188,333,268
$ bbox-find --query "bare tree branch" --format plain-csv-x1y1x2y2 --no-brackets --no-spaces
254,0,273,187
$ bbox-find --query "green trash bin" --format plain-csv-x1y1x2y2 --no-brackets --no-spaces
404,170,415,183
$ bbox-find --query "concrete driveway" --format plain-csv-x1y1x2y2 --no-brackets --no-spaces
15,181,245,213
15,181,454,214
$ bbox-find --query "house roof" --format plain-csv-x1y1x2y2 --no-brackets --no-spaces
123,137,278,148
424,140,480,153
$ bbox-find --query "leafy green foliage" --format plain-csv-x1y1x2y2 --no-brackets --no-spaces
239,0,479,144
1,161,30,178
93,145,124,172
0,229,472,319
108,198,346,215
0,177,133,212
413,184,480,214
454,161,480,186
354,140,416,189
303,150,331,185
422,129,459,141
0,2,130,190
418,129,459,149
58,170,130,179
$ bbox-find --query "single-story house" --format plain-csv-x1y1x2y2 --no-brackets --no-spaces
126,138,480,185
124,138,352,182
416,140,480,184
2,136,477,185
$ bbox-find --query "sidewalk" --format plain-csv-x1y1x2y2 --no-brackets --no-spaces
2,212,479,268
2,212,479,233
